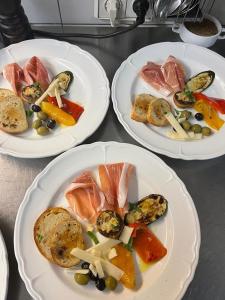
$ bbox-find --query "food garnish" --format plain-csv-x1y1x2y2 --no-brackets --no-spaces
125,194,168,226
173,89,196,108
87,231,99,245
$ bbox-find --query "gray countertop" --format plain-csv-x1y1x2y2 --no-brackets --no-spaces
0,27,225,300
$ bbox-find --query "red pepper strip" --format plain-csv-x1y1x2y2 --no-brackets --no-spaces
48,96,84,121
193,92,225,114
130,224,167,263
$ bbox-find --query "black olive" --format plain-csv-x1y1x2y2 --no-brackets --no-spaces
47,119,56,129
31,104,41,112
195,113,204,121
81,262,90,270
95,278,105,291
89,271,97,281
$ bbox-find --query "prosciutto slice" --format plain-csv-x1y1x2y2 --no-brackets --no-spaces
23,56,50,90
65,171,105,223
2,63,24,95
98,163,134,215
140,62,173,96
161,55,185,93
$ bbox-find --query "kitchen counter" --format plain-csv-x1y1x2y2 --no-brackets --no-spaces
0,26,225,300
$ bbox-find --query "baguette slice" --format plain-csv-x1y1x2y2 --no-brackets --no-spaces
0,95,28,133
0,88,15,99
131,94,156,123
50,219,85,268
147,98,171,127
34,207,72,262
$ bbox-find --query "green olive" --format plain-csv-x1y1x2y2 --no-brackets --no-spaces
181,120,191,131
191,124,202,133
105,276,117,290
180,110,192,120
37,111,48,120
74,273,89,285
32,119,42,129
36,126,49,136
202,126,212,136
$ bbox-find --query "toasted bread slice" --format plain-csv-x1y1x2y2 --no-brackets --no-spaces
0,95,28,133
147,98,171,127
34,207,72,262
131,94,156,123
0,88,15,99
50,219,85,268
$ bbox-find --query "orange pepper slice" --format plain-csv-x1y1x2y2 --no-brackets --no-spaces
194,100,224,130
41,102,76,126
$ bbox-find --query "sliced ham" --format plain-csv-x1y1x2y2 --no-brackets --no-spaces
65,171,105,224
98,163,134,216
2,63,25,95
140,62,173,96
161,55,185,93
23,56,50,90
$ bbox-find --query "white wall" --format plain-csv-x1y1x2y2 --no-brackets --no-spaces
21,0,225,25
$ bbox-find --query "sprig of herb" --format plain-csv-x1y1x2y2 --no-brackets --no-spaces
123,237,133,252
26,110,34,118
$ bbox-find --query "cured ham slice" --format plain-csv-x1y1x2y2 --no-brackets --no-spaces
65,171,105,223
161,55,185,93
2,63,24,95
23,56,50,90
98,163,134,215
140,62,173,96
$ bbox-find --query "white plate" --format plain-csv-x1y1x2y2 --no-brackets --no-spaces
14,141,200,300
112,42,225,160
0,39,110,158
0,230,9,300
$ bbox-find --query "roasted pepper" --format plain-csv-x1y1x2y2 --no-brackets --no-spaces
194,99,224,130
41,102,75,126
194,92,225,114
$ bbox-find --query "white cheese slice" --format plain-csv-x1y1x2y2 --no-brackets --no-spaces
119,226,134,244
71,248,124,280
108,248,117,260
165,112,189,139
74,269,89,274
95,260,104,278
90,249,102,257
35,78,59,105
166,130,187,140
89,264,98,277
87,238,120,255
55,86,63,108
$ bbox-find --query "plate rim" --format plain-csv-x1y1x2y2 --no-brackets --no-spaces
111,41,225,160
14,141,201,300
0,39,110,159
0,230,9,300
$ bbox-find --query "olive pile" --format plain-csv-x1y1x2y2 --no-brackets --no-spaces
74,262,118,291
178,110,212,137
31,104,56,136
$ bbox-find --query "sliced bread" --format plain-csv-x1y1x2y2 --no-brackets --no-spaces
0,95,28,133
131,94,156,123
147,98,171,127
0,88,15,99
33,207,72,262
49,219,85,268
